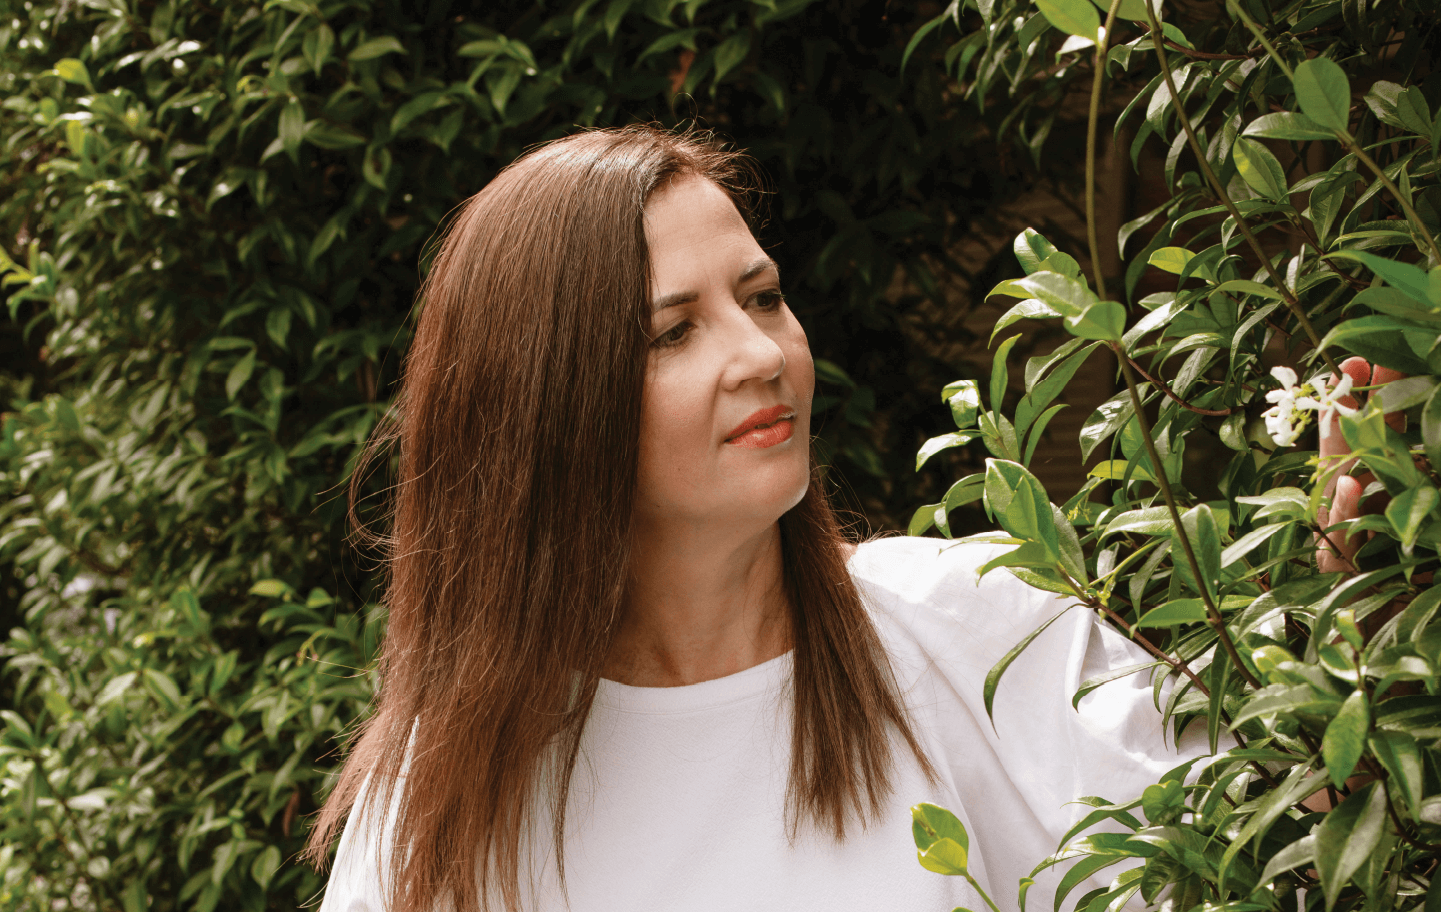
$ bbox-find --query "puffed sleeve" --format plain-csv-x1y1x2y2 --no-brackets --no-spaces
851,536,1210,902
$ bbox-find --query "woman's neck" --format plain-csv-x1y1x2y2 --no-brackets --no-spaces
603,521,792,687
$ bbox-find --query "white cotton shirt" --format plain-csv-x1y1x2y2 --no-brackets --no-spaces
320,536,1210,912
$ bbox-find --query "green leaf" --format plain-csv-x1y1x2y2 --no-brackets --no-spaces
1079,391,1135,461
993,272,1098,317
711,31,751,85
901,8,951,74
391,92,453,133
142,668,183,708
1233,138,1289,200
54,58,94,90
1212,279,1284,301
1148,247,1194,275
983,606,1076,723
1220,524,1288,568
1088,459,1154,482
1386,485,1439,554
1424,384,1441,472
279,99,304,163
992,334,1020,414
1180,504,1221,598
912,802,969,853
1322,690,1369,786
1243,112,1336,141
1014,228,1060,274
1315,783,1387,911
917,432,979,470
1064,300,1126,341
1328,250,1434,306
1104,506,1173,537
1293,57,1353,133
916,837,969,875
304,121,367,150
251,845,281,889
985,459,1059,553
1258,834,1315,887
1371,730,1422,813
348,36,407,61
249,579,289,597
946,380,982,428
1035,0,1101,39
1084,0,1148,21
1135,598,1208,627
226,350,257,400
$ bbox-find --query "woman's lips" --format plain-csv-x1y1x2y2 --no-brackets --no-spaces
725,405,795,449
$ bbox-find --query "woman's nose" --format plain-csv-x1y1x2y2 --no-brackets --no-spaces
717,308,785,390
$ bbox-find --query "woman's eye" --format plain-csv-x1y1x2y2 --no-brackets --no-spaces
651,321,692,348
751,290,785,311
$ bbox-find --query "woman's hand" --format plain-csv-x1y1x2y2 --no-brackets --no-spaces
1315,357,1406,574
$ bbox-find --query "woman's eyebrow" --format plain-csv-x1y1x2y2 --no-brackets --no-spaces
738,256,780,284
650,257,781,313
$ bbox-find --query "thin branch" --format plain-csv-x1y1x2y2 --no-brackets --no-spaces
1114,345,1265,690
1124,354,1234,415
1085,0,1127,300
1163,38,1253,61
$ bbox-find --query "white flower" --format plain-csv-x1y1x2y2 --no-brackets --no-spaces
1299,373,1356,428
1262,366,1305,447
1268,366,1299,390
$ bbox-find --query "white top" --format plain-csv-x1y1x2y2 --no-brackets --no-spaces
320,536,1209,912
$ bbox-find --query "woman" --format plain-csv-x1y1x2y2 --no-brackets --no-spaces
310,125,1204,912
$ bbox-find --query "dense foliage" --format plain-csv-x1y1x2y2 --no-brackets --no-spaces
0,0,1003,908
905,0,1441,909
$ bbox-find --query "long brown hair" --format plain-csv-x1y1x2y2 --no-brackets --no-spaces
306,125,934,911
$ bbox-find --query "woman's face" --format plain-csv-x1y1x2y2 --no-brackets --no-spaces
634,175,814,534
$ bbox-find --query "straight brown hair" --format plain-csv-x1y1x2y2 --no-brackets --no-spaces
305,125,935,911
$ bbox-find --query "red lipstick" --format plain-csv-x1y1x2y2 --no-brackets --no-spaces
725,405,795,449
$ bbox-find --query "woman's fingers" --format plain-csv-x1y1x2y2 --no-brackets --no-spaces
1318,473,1364,574
1319,357,1371,495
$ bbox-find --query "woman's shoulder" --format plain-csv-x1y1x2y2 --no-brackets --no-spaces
847,535,1078,678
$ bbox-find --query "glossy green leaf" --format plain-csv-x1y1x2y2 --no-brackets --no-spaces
1233,138,1289,200
1322,690,1368,786
1328,250,1434,305
1014,228,1061,274
1315,783,1387,910
1180,505,1221,598
347,36,407,61
1036,0,1101,39
1293,58,1352,132
1243,112,1336,141
1386,485,1439,554
1148,247,1194,275
1135,598,1207,628
912,802,969,853
991,334,1020,415
917,432,979,470
1064,300,1126,341
53,58,93,89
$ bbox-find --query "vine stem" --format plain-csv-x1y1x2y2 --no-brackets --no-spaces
1085,0,1126,299
1141,4,1341,381
1113,345,1264,691
1226,0,1441,264
1122,353,1233,415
